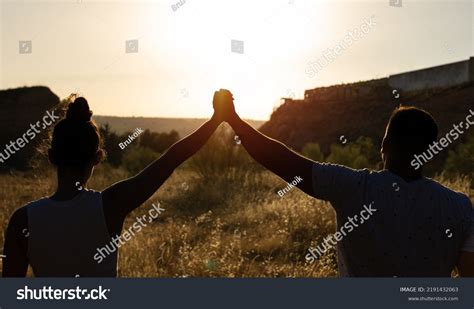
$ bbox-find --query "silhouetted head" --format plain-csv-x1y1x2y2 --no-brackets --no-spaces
381,106,438,169
48,97,105,171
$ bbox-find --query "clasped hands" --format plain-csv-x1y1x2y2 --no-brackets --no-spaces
212,89,237,124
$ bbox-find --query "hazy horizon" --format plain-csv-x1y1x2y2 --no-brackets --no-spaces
93,114,266,120
1,0,473,120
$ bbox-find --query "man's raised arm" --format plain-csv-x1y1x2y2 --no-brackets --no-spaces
217,89,315,197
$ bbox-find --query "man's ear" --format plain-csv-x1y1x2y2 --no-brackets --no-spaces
381,137,387,154
381,136,389,162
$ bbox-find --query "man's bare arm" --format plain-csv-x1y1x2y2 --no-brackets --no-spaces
228,113,315,197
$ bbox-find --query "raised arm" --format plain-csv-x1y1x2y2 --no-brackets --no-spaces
102,94,224,218
216,90,315,196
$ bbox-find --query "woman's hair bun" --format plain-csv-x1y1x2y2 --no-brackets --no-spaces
66,97,93,122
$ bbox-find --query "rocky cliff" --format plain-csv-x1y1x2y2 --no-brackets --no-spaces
260,79,474,156
0,86,60,170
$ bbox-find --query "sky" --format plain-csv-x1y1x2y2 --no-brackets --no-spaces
0,0,472,120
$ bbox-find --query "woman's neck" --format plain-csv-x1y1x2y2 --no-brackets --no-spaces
51,166,91,201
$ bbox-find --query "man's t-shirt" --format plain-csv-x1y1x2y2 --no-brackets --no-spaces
311,163,474,277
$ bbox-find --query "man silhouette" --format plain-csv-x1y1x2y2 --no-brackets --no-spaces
214,89,474,277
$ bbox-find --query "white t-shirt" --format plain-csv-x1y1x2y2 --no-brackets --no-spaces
311,163,474,277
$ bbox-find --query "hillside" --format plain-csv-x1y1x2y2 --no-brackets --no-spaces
0,86,60,170
260,80,474,154
94,115,265,137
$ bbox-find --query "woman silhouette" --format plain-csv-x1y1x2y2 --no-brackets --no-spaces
3,94,223,277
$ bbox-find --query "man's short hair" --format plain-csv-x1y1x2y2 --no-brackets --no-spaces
384,106,438,158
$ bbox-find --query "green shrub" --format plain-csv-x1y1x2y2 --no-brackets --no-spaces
302,143,324,162
444,133,474,183
326,136,379,169
139,129,180,153
121,146,160,175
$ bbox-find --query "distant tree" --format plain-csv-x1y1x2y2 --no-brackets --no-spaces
326,136,379,169
302,143,325,162
139,129,180,153
121,147,159,175
99,124,123,167
355,136,381,165
139,129,155,151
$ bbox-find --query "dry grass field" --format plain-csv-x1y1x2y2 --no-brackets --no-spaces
0,161,471,278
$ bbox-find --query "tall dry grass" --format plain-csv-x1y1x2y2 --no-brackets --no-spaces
0,161,471,277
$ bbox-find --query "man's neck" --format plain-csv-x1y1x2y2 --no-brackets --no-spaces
385,162,423,182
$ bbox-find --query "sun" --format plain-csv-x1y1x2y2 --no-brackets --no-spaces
150,0,328,119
